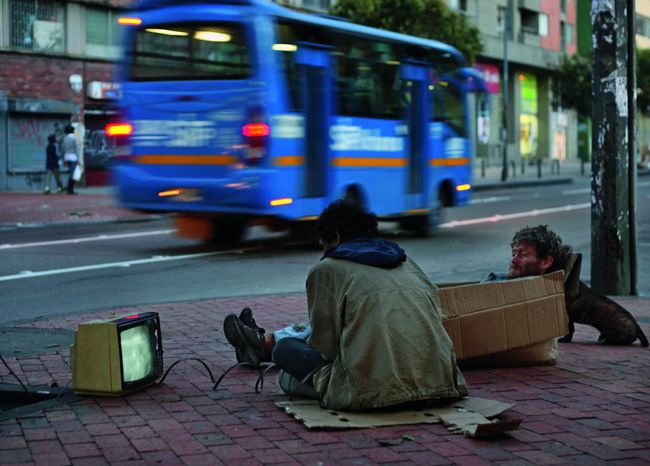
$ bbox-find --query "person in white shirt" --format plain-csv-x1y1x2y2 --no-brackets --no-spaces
62,125,79,194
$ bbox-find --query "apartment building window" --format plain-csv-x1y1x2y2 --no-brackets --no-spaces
299,0,330,13
520,9,539,35
497,6,507,32
561,21,573,50
10,0,65,52
561,0,566,13
539,13,549,37
448,0,467,12
86,7,121,59
637,16,650,38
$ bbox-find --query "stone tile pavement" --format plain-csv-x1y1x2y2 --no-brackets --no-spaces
1,294,649,465
1,161,649,464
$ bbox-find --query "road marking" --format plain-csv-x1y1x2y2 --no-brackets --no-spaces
0,246,263,282
0,229,175,250
440,203,590,228
562,187,590,195
563,181,650,195
469,196,511,204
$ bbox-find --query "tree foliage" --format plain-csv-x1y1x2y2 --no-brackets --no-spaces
330,0,483,64
554,49,650,117
553,53,593,117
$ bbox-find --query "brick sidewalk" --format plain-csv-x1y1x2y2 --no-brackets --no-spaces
0,192,160,226
1,294,649,465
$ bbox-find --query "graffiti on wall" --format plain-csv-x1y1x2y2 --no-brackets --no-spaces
9,116,68,172
84,127,115,169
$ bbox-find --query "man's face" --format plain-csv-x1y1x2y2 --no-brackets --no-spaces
508,242,550,278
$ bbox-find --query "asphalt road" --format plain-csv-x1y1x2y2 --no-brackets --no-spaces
1,179,648,326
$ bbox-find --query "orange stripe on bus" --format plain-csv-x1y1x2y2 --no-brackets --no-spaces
273,156,305,166
429,157,470,167
332,157,407,167
136,155,238,165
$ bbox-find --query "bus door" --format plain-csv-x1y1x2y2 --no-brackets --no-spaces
401,61,429,210
294,43,332,203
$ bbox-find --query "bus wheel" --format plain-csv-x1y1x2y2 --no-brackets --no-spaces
212,218,246,245
400,192,446,237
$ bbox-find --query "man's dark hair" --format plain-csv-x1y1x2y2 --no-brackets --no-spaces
318,199,378,243
511,225,564,269
64,125,74,134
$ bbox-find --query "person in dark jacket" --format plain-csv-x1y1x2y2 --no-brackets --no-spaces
44,134,64,194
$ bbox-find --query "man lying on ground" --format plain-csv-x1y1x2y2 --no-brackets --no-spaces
493,225,647,347
223,200,468,410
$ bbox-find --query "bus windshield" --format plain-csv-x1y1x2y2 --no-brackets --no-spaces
129,22,250,81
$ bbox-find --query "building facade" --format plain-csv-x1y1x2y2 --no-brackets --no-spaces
448,0,578,175
0,0,128,191
0,0,585,191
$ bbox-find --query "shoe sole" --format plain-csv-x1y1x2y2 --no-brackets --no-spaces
223,314,262,366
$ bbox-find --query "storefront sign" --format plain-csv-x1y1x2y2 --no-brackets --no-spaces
473,63,500,94
87,81,122,100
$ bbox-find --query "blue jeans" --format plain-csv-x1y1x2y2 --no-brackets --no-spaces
272,337,328,399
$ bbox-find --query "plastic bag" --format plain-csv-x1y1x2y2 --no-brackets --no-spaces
72,164,83,182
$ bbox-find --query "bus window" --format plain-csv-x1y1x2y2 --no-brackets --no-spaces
130,23,250,81
431,81,466,136
336,42,401,118
276,22,303,112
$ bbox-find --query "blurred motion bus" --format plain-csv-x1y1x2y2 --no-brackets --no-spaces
108,0,486,243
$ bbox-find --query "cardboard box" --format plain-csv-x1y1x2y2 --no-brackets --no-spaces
459,339,558,368
438,271,568,360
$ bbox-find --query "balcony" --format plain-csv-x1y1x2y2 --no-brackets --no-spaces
519,26,540,46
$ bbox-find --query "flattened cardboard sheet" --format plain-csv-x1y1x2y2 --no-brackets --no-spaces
276,397,518,437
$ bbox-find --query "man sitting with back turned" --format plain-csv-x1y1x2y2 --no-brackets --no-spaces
223,199,468,410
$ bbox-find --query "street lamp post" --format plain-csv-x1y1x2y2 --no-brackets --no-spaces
501,1,510,182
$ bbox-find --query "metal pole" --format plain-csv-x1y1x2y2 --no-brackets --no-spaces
627,0,637,295
590,0,634,295
501,1,510,182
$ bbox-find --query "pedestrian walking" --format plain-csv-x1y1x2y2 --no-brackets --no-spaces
62,124,80,194
44,134,64,194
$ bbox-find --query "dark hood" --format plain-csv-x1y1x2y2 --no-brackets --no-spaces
324,238,406,269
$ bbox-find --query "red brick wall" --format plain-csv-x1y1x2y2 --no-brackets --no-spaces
0,53,116,110
539,1,561,51
0,54,82,102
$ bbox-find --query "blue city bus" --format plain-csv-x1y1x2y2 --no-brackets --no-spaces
108,0,485,242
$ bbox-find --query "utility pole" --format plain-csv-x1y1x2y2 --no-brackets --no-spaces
591,0,637,295
501,0,510,182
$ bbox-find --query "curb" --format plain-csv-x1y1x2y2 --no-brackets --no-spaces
474,177,574,191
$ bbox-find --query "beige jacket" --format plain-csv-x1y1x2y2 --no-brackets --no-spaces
306,256,468,411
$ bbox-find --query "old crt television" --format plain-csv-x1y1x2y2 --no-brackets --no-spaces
70,312,163,395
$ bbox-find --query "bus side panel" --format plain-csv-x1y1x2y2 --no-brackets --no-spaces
328,117,407,217
427,122,472,208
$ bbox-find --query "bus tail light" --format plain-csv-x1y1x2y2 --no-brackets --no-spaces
241,108,269,164
105,121,134,160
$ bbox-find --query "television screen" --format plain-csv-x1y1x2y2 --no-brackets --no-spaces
121,323,155,383
71,312,163,396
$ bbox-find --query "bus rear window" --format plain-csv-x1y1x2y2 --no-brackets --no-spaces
129,23,250,81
